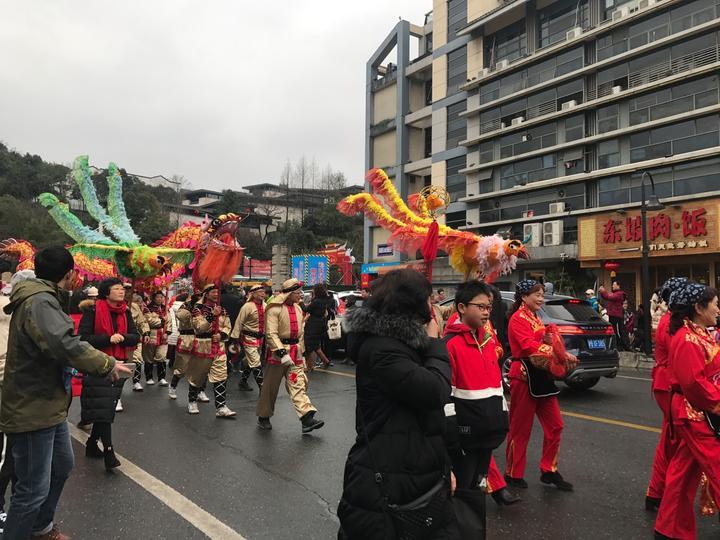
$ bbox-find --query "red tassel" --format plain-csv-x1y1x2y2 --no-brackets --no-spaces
421,220,440,282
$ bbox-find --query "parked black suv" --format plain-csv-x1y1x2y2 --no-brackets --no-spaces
442,292,619,391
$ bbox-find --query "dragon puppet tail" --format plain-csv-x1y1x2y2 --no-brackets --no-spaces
0,238,37,271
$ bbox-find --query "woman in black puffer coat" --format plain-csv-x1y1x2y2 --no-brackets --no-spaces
338,269,459,540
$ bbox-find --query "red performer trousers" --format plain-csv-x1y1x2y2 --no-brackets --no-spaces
655,420,720,539
647,390,677,499
486,456,507,493
505,378,563,479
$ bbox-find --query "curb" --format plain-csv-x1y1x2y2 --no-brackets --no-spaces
618,351,654,372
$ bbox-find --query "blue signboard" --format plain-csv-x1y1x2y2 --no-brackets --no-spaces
306,255,328,286
291,256,305,282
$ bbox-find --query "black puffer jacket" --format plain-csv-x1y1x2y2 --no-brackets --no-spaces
337,307,459,540
79,305,139,424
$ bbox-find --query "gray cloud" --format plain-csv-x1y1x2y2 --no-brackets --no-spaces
0,1,428,190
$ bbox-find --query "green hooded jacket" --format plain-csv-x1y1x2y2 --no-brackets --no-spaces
0,279,116,433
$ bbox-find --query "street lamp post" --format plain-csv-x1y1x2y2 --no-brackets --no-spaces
640,171,665,357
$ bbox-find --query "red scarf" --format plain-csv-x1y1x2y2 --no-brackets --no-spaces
94,299,129,360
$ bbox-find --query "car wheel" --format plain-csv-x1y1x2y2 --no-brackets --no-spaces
501,357,512,393
564,377,600,390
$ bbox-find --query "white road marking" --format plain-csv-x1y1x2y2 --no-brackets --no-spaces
617,375,653,382
69,424,246,540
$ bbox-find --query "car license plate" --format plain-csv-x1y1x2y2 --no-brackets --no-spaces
587,339,606,350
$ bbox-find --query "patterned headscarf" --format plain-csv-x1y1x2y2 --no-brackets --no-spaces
660,277,689,303
668,282,706,310
516,279,540,295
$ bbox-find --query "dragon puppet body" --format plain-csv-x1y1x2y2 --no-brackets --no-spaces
1,156,243,290
337,168,528,282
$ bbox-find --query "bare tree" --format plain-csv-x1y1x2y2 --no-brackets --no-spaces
294,157,309,225
309,157,320,190
279,159,292,223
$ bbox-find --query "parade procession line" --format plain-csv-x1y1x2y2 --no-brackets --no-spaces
68,424,247,540
316,369,662,435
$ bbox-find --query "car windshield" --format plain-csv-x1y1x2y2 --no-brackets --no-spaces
542,300,603,322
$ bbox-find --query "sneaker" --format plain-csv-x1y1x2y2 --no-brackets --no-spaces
540,471,574,492
188,402,200,415
238,380,253,392
0,511,6,534
491,487,521,506
198,390,210,403
33,525,70,540
300,411,325,434
146,379,155,386
115,399,123,412
257,417,272,430
503,475,529,489
158,378,169,387
216,405,237,418
104,447,121,470
168,387,177,400
132,382,144,392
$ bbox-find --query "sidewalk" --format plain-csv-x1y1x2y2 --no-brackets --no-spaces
618,351,654,371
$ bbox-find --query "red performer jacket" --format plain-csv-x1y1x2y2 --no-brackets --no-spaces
653,312,672,393
668,319,720,422
507,304,565,380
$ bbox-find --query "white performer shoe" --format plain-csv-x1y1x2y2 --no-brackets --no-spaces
132,382,143,392
115,399,124,412
198,390,210,403
168,387,177,399
146,379,155,386
216,405,237,418
159,378,169,387
188,402,200,414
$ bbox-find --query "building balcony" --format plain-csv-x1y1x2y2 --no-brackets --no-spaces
405,105,432,128
404,157,432,176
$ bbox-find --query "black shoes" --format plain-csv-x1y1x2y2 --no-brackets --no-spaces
491,488,521,506
238,380,253,392
257,417,272,430
300,411,325,434
646,496,661,512
540,471,574,491
104,447,121,470
85,440,103,459
503,475,528,489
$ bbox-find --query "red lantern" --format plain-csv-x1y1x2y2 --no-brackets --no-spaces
604,260,621,278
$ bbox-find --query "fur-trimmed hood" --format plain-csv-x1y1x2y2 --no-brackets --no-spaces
78,299,96,312
345,306,430,351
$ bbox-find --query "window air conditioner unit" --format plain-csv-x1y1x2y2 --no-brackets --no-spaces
496,59,510,70
521,134,530,142
479,68,491,78
543,220,564,246
566,27,582,41
561,100,578,111
500,122,507,129
521,210,535,218
612,7,630,20
511,116,525,126
549,202,566,214
611,85,622,95
523,223,543,248
638,0,649,8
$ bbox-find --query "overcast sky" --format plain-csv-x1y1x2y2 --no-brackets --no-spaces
0,1,428,190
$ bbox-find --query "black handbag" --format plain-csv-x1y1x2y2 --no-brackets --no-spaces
357,401,451,539
520,359,560,398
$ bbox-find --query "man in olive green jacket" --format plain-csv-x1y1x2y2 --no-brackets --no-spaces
1,247,130,540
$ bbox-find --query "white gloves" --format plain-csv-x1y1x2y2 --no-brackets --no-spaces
279,354,294,367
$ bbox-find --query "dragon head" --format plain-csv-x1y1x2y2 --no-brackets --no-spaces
504,238,529,261
201,213,242,250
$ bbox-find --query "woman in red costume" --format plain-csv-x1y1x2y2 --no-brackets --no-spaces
655,283,720,539
645,277,688,511
504,280,577,491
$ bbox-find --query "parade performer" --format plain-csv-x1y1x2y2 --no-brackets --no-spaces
655,283,720,539
125,285,150,392
231,284,266,392
256,278,324,433
646,277,688,511
505,280,577,491
185,284,235,417
142,291,169,387
168,293,199,400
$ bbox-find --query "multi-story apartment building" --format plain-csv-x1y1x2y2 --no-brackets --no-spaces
366,0,720,301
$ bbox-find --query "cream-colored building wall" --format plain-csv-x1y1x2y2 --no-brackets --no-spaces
373,84,397,124
432,55,448,104
409,81,426,113
408,127,425,162
467,35,484,76
431,108,447,155
431,161,446,191
372,131,397,169
468,0,500,21
433,0,448,48
370,227,392,261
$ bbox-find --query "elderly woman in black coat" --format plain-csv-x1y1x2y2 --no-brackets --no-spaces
338,269,459,539
79,278,139,471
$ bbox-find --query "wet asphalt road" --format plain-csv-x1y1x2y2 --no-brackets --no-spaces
48,366,716,540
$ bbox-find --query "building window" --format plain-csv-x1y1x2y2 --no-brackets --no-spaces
630,114,720,163
446,156,467,201
478,141,494,164
446,210,467,229
598,140,620,169
485,19,527,67
446,101,467,149
499,154,556,189
424,127,433,158
673,157,720,196
499,122,557,159
597,105,619,133
564,114,584,142
538,0,589,49
447,0,467,42
629,75,719,126
447,46,467,95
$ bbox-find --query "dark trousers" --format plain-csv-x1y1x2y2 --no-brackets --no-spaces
0,433,16,512
455,449,492,489
4,421,74,539
609,316,629,351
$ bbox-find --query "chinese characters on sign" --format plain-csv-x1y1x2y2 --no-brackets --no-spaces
603,208,708,244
